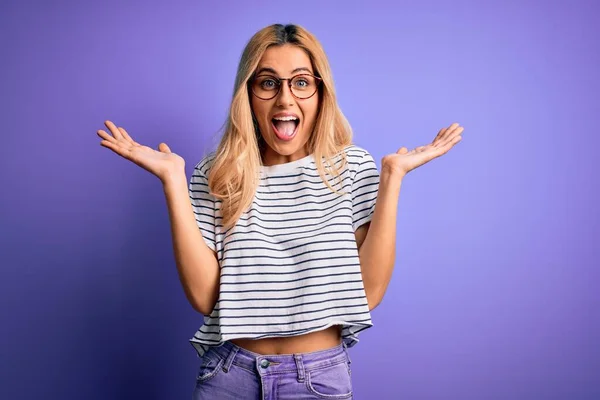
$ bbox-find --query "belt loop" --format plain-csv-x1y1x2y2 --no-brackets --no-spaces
222,344,239,373
342,341,352,365
293,354,305,382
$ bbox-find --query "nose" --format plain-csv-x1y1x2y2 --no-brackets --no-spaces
276,81,295,107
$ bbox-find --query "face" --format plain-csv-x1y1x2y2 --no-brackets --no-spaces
250,44,320,166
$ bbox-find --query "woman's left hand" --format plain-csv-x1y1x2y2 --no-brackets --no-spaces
382,122,464,178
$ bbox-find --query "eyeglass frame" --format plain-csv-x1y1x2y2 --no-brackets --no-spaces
249,73,323,100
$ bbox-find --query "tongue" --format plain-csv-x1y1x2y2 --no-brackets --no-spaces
274,120,296,136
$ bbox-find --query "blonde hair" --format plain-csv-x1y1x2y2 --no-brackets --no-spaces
208,24,353,229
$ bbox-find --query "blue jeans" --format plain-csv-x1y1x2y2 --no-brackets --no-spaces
192,340,354,399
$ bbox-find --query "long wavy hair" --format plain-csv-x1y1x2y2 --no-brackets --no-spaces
208,23,353,229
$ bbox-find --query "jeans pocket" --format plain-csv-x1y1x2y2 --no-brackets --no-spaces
196,351,225,384
306,361,353,399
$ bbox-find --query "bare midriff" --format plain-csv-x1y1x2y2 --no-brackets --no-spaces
230,325,342,355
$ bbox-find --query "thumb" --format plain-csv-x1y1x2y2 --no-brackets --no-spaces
396,147,409,154
158,142,171,153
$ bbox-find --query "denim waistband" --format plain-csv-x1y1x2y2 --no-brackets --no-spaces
209,339,352,377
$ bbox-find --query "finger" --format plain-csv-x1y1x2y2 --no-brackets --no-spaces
446,123,462,137
434,124,462,148
437,126,464,148
396,146,408,154
98,130,134,155
118,127,136,145
433,123,460,147
97,129,117,143
436,122,457,138
433,135,462,157
99,138,127,155
104,120,124,141
158,142,171,153
100,138,137,160
432,124,454,146
97,129,133,152
431,127,447,146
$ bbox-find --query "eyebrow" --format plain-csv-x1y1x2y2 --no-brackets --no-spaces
255,66,313,76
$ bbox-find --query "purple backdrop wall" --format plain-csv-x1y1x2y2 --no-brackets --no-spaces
1,1,598,399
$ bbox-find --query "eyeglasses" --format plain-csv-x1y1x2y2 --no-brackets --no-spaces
250,73,322,100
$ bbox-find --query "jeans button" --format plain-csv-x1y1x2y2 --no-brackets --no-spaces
260,359,270,369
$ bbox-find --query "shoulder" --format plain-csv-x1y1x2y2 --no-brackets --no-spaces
340,144,378,173
192,151,217,178
342,144,371,159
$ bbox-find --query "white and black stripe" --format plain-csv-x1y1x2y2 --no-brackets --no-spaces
188,145,379,357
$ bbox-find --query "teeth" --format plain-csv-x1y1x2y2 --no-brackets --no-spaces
273,116,298,121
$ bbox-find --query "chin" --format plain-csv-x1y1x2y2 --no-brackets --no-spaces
263,134,309,160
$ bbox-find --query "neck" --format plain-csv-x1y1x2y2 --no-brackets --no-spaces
261,146,309,166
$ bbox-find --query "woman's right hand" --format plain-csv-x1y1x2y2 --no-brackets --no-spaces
97,120,185,184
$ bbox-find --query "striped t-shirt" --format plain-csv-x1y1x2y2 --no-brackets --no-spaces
187,144,380,357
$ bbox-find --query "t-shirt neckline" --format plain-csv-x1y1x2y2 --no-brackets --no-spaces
260,153,315,175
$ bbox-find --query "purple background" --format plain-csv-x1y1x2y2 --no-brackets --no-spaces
1,1,598,399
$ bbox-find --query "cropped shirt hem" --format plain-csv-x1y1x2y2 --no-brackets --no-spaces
189,319,373,358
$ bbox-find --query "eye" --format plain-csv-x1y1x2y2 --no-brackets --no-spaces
259,76,279,90
294,79,308,87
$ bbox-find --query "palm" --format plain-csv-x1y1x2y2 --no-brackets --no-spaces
97,120,184,182
383,122,464,177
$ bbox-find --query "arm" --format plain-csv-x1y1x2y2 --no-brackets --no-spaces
96,120,220,315
356,122,464,310
355,169,403,311
163,174,220,315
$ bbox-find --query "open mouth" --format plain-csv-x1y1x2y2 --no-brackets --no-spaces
271,116,300,142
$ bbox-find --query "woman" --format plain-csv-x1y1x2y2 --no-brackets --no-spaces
97,23,463,400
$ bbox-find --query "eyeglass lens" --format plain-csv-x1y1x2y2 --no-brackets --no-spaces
252,74,318,99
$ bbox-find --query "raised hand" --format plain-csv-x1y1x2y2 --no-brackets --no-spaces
382,122,464,178
97,120,185,184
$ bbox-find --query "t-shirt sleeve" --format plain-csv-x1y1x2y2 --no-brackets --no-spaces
188,163,217,252
352,150,380,231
